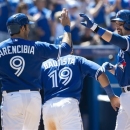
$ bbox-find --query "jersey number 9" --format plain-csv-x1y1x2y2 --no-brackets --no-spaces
10,56,25,77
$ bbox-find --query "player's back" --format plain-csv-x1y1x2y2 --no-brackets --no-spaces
0,38,48,91
41,54,101,102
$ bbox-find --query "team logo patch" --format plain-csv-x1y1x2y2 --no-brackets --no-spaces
118,59,126,71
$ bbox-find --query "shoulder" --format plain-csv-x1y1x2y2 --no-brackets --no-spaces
64,55,87,63
35,41,47,46
62,55,77,59
122,35,130,41
43,58,55,64
72,55,87,61
41,58,55,68
0,38,12,48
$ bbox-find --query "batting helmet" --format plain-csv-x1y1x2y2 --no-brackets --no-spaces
6,13,34,35
54,35,63,45
54,35,73,54
111,9,130,30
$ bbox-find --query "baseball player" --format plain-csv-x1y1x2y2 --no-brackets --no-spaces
79,9,130,130
41,36,120,130
0,8,72,130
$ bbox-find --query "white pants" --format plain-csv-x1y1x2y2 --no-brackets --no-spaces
42,97,83,130
115,92,130,130
1,90,42,130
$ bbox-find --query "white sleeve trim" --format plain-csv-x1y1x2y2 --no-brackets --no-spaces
124,36,129,51
57,45,61,60
95,67,103,80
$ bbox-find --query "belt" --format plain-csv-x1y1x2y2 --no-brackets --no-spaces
121,86,130,93
2,89,40,94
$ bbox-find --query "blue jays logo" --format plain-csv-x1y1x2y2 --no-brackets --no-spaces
117,59,126,72
117,50,126,71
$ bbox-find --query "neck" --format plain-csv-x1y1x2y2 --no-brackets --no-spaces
125,31,130,36
11,34,26,40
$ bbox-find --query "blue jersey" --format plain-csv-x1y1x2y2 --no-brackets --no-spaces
41,55,103,102
115,36,130,87
0,38,71,91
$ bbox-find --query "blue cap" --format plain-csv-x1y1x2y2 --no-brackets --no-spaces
6,13,34,35
111,10,130,22
111,9,130,30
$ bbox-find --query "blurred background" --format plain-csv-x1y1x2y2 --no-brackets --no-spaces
0,0,129,129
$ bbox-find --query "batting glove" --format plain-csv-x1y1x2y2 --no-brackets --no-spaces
102,62,114,71
79,13,98,31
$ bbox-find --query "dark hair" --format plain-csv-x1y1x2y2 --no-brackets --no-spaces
10,25,27,36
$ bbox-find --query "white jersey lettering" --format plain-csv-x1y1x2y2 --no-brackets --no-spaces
0,45,35,57
43,58,76,70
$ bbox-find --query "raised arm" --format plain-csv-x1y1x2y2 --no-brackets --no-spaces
79,13,129,50
60,8,72,47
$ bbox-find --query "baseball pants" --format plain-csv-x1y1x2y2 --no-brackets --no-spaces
42,97,83,130
1,90,41,130
115,92,130,130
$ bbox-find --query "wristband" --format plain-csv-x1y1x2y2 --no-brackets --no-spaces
90,23,98,31
104,84,115,98
64,25,71,33
94,26,106,37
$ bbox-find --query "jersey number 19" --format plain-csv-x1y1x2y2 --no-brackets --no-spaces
48,67,72,87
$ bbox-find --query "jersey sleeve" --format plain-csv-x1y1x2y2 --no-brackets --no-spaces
35,41,71,59
123,36,130,53
78,57,103,80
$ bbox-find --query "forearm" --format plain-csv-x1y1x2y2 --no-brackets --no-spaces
95,27,127,50
62,26,72,47
90,1,103,17
101,30,112,42
98,73,110,87
79,13,128,50
98,73,115,98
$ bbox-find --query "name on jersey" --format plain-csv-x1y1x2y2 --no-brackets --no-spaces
0,45,34,57
43,58,76,70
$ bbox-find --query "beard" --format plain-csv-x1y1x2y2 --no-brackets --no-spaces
117,30,123,36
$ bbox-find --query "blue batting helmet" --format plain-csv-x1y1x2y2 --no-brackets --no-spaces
54,35,63,45
111,9,130,30
6,13,34,35
54,35,73,54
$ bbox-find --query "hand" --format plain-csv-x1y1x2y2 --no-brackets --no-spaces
102,62,114,71
79,13,94,29
59,8,70,26
110,95,120,111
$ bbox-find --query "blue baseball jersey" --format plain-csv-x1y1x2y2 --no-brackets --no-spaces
115,36,130,87
41,55,103,102
0,38,71,91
